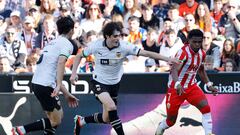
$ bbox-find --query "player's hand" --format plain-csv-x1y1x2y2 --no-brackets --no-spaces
65,94,79,108
70,74,78,85
208,86,218,96
168,58,181,65
51,86,61,97
176,84,185,96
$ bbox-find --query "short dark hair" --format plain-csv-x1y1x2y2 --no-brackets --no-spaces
102,22,122,39
187,29,204,39
56,16,74,35
165,29,175,35
128,16,140,22
169,3,179,10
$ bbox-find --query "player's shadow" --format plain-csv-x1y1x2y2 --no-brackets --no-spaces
180,117,202,127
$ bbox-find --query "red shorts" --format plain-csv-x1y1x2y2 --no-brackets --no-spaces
166,84,207,116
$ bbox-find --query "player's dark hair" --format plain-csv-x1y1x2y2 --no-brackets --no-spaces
102,22,122,39
187,29,204,39
56,16,74,35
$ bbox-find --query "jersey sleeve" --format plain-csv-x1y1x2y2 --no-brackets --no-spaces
124,42,141,56
175,49,187,62
82,41,96,57
59,40,73,58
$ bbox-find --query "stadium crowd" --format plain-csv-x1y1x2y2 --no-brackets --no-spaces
0,0,239,74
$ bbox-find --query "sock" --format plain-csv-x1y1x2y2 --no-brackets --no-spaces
18,126,26,134
202,112,213,135
44,126,58,135
159,119,169,130
85,113,105,124
109,110,124,135
24,118,52,133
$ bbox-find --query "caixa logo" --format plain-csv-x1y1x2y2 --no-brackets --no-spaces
203,82,240,94
13,80,91,94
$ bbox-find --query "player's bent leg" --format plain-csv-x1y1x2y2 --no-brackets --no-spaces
98,92,124,135
44,109,63,135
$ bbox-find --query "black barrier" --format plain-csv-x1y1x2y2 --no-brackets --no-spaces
0,73,240,135
0,73,239,94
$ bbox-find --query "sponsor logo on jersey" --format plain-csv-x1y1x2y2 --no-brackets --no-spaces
116,52,121,58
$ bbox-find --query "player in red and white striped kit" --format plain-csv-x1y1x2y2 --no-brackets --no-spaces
155,29,218,135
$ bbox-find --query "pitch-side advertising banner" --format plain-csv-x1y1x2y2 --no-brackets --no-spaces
0,73,239,135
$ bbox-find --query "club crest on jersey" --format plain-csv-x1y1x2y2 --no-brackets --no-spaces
116,52,121,58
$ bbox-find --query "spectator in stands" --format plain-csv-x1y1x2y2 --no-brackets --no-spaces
27,5,42,33
80,3,105,34
102,0,123,19
159,29,183,72
128,16,147,45
70,0,85,21
153,0,170,19
202,31,221,70
142,28,160,66
145,58,157,72
195,1,214,32
39,0,57,19
58,1,72,18
21,0,36,17
72,20,84,40
220,38,240,68
9,11,22,32
222,58,239,72
0,56,13,73
179,0,198,17
157,18,173,45
178,13,198,43
168,3,185,32
204,55,216,72
0,26,27,69
218,0,240,44
26,55,38,73
210,0,224,26
34,14,58,55
123,0,141,27
140,3,161,31
21,16,38,56
112,13,124,27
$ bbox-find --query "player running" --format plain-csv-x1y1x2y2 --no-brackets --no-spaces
155,29,218,135
70,22,180,135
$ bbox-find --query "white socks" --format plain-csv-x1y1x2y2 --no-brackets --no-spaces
202,112,213,135
19,126,26,134
159,119,169,130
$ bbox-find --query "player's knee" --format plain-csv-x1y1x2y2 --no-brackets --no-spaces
106,104,117,111
200,105,211,114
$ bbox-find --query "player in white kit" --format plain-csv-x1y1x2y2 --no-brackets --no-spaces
70,22,180,135
12,17,79,135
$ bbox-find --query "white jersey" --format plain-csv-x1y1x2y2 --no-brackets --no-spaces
32,36,73,88
83,39,140,85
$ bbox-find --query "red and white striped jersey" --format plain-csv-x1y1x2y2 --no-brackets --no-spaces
168,44,206,89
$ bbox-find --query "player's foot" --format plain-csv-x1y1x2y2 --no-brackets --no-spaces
74,115,85,135
12,127,24,135
155,123,165,135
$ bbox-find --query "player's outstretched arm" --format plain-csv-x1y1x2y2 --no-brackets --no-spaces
198,64,218,95
70,53,83,85
138,50,180,64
